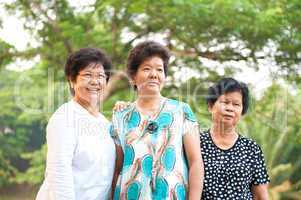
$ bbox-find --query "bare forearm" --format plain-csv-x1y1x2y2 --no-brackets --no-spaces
111,145,123,199
252,184,269,200
188,161,203,200
253,192,269,200
110,171,119,199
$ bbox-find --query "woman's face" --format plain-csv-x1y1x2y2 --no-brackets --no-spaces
209,91,243,128
72,63,107,105
132,56,166,96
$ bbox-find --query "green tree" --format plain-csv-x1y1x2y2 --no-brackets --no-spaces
239,84,301,199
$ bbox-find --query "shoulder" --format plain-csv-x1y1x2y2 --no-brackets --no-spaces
165,98,197,120
200,130,210,139
162,98,182,113
47,101,75,130
98,112,110,124
48,101,72,123
112,103,135,123
46,101,77,141
239,135,263,154
200,130,211,147
165,98,190,109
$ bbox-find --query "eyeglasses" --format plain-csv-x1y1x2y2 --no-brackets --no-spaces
78,72,107,81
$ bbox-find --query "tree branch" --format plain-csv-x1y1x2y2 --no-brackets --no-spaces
31,1,73,54
100,71,130,102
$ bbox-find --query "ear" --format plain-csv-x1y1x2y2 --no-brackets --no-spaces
69,81,74,89
208,103,213,113
130,74,137,86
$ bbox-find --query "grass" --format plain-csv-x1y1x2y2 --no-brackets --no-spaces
0,196,34,200
0,184,37,200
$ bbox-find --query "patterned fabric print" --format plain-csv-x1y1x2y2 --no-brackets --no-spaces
200,131,270,200
111,99,198,200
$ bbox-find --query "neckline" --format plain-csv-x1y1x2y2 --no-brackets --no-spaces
71,99,103,120
134,97,167,120
207,129,241,152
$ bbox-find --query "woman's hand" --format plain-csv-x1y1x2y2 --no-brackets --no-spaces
113,101,131,112
183,128,204,200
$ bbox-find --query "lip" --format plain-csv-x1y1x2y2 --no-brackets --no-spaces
86,88,101,93
223,114,234,119
147,81,160,86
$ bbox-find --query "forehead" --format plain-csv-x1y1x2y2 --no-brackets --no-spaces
140,56,164,67
219,91,242,101
80,63,104,73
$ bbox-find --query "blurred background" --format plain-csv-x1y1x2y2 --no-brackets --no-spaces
0,0,300,199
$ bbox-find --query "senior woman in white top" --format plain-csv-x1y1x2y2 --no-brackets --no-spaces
36,48,116,200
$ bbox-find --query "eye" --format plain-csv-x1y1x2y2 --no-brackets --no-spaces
157,68,164,72
83,73,92,78
220,101,228,104
98,74,107,80
143,67,151,71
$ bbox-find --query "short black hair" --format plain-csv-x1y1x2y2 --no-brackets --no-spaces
205,77,249,115
127,41,170,78
65,47,112,83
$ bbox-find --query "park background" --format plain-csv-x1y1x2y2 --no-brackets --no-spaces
0,0,300,199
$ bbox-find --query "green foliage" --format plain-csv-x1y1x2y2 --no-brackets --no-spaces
0,67,49,187
0,151,17,187
0,40,14,68
15,144,47,185
238,84,301,199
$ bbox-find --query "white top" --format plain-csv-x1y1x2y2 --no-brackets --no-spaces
36,100,116,200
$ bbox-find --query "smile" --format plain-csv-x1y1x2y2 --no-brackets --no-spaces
147,81,160,86
87,88,101,93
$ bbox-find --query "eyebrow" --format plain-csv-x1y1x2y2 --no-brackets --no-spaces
222,98,242,102
141,63,164,68
80,70,105,74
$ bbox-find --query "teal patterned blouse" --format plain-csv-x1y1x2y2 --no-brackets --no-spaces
111,98,199,200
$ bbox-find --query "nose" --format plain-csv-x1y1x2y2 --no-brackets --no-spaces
149,68,158,79
225,103,234,112
89,75,100,85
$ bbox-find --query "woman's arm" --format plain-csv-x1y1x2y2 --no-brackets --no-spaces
251,143,270,200
46,115,76,200
252,184,269,200
111,144,124,199
183,130,204,200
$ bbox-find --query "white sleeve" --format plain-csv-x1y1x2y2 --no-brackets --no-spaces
45,115,76,200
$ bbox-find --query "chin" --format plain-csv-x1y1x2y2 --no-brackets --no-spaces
219,119,232,126
86,95,100,104
139,87,160,95
151,87,160,92
146,90,161,96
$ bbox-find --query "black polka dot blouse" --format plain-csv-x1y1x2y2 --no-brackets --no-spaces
200,130,270,200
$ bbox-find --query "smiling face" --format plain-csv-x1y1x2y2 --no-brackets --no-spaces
209,91,243,129
72,63,107,106
132,56,166,96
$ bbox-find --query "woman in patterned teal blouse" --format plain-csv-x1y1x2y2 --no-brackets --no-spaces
111,41,204,200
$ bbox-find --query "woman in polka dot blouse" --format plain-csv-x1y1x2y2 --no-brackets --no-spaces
201,77,270,199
